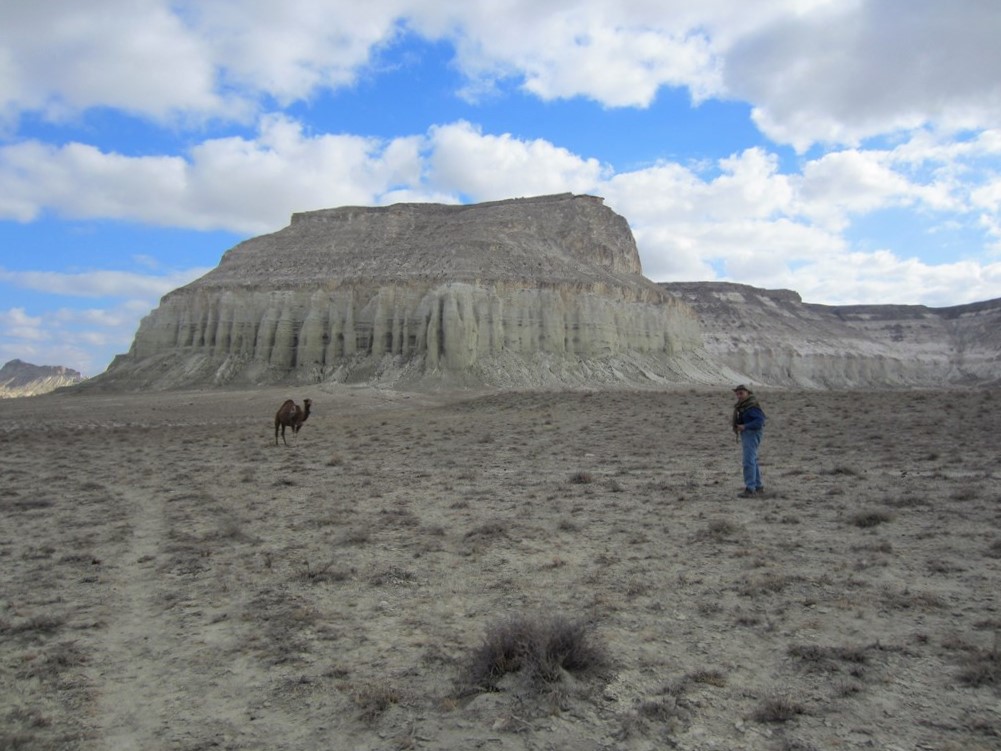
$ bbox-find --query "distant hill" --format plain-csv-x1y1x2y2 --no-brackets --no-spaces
0,359,85,398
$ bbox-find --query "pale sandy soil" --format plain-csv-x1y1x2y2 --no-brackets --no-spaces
1,385,1000,751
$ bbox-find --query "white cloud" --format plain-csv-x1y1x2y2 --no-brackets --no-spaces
796,150,923,231
723,0,1001,150
0,307,44,341
0,116,427,232
444,6,718,107
0,266,210,299
426,121,608,200
0,0,227,127
183,0,410,100
789,252,1001,308
1,1,999,153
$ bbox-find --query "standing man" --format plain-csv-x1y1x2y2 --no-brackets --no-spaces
732,385,766,497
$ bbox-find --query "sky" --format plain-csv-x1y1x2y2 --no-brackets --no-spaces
2,1,1001,377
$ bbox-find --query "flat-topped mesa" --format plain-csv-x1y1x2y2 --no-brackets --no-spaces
98,194,703,390
200,193,643,288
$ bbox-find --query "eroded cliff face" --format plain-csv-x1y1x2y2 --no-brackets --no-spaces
662,282,1001,388
96,194,704,390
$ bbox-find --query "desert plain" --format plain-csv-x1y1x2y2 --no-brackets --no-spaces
1,384,999,750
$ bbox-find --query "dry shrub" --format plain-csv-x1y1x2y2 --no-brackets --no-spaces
369,566,418,587
752,695,805,723
788,644,868,677
686,668,728,687
957,643,1001,688
737,573,801,597
0,614,67,637
463,521,509,541
820,466,859,476
850,510,893,528
338,528,371,546
296,560,350,585
16,640,88,682
352,683,401,723
569,471,594,485
880,587,945,611
459,614,612,695
697,518,741,541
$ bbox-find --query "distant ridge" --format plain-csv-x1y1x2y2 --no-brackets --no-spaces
661,282,1001,388
0,359,85,398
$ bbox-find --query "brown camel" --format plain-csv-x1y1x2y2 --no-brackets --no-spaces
274,398,312,446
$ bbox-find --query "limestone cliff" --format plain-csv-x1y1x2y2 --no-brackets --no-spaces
662,282,1001,388
94,194,704,390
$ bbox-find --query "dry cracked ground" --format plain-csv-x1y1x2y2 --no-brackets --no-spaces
1,385,1000,751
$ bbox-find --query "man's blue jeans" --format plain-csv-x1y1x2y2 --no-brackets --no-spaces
741,429,763,491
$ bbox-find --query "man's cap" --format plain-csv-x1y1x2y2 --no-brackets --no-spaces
733,384,752,393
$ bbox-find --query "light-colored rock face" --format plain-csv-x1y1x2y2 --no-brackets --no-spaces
663,282,1001,388
98,194,704,390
